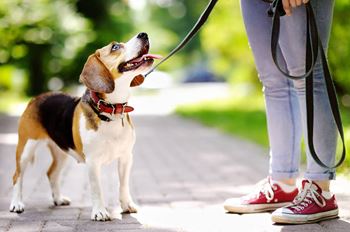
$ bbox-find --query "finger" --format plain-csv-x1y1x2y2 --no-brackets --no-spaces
303,0,310,3
296,0,302,6
282,0,292,16
290,0,297,8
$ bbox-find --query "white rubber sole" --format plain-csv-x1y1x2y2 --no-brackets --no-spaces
271,208,339,224
224,202,291,214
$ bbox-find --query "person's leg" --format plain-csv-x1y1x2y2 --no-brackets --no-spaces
271,0,338,224
241,0,302,181
278,0,336,183
224,0,302,214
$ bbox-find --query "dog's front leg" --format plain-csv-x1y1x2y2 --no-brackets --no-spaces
86,160,110,221
118,155,138,213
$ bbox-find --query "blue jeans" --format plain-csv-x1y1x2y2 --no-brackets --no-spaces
240,0,336,180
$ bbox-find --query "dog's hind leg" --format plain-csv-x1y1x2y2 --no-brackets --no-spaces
47,141,71,206
10,139,38,213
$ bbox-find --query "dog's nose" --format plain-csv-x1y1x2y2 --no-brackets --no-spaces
137,32,148,40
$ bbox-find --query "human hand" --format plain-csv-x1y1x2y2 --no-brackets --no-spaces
282,0,310,16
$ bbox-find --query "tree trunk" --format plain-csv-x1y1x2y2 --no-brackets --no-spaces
26,44,47,96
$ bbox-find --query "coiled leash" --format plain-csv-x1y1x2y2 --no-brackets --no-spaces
269,0,346,169
142,0,218,78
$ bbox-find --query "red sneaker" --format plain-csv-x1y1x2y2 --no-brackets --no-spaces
272,180,339,224
224,178,298,213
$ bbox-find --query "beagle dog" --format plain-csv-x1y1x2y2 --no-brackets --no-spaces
9,32,161,221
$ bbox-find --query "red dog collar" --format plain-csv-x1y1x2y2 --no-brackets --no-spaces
90,91,134,115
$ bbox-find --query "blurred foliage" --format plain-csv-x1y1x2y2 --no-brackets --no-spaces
329,0,350,98
0,0,93,95
200,0,257,87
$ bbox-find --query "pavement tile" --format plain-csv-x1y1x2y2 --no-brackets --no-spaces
7,220,43,232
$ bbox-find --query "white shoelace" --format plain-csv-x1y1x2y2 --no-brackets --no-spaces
251,178,275,202
291,180,326,211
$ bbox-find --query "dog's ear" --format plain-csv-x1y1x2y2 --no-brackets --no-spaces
79,54,115,93
130,74,145,87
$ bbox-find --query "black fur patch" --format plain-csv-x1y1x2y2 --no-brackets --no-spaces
37,93,80,151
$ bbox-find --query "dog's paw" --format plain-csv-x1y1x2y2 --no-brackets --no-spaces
9,200,25,213
121,201,138,214
91,207,111,221
54,196,71,206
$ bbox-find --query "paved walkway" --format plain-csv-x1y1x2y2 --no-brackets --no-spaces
0,113,350,232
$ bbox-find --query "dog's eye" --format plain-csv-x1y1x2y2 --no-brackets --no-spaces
111,44,121,51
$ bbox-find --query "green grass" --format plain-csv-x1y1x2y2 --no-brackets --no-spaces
176,94,268,146
176,94,350,174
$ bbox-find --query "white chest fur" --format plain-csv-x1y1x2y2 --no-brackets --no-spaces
105,74,135,103
79,114,135,164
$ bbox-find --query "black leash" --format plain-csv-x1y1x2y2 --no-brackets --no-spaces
269,0,346,169
144,0,218,77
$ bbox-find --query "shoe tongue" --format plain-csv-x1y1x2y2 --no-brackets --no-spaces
301,180,322,194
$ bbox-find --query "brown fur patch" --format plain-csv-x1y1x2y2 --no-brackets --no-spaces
81,101,100,131
13,137,26,185
46,145,57,178
72,103,85,161
79,53,115,93
126,114,133,128
19,96,50,140
13,96,49,185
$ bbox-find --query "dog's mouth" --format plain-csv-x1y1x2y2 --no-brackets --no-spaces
118,53,162,72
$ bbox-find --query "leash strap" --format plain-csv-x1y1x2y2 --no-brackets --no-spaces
270,0,346,169
144,0,218,77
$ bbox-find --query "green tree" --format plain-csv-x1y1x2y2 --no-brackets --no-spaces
329,0,350,97
63,0,135,86
0,0,92,95
200,0,257,88
126,0,214,74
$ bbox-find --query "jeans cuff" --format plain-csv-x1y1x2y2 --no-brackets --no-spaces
269,170,299,180
304,171,336,180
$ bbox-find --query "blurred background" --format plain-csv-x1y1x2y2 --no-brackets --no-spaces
0,0,349,172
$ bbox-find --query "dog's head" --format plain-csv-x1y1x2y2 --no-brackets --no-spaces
79,32,161,93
